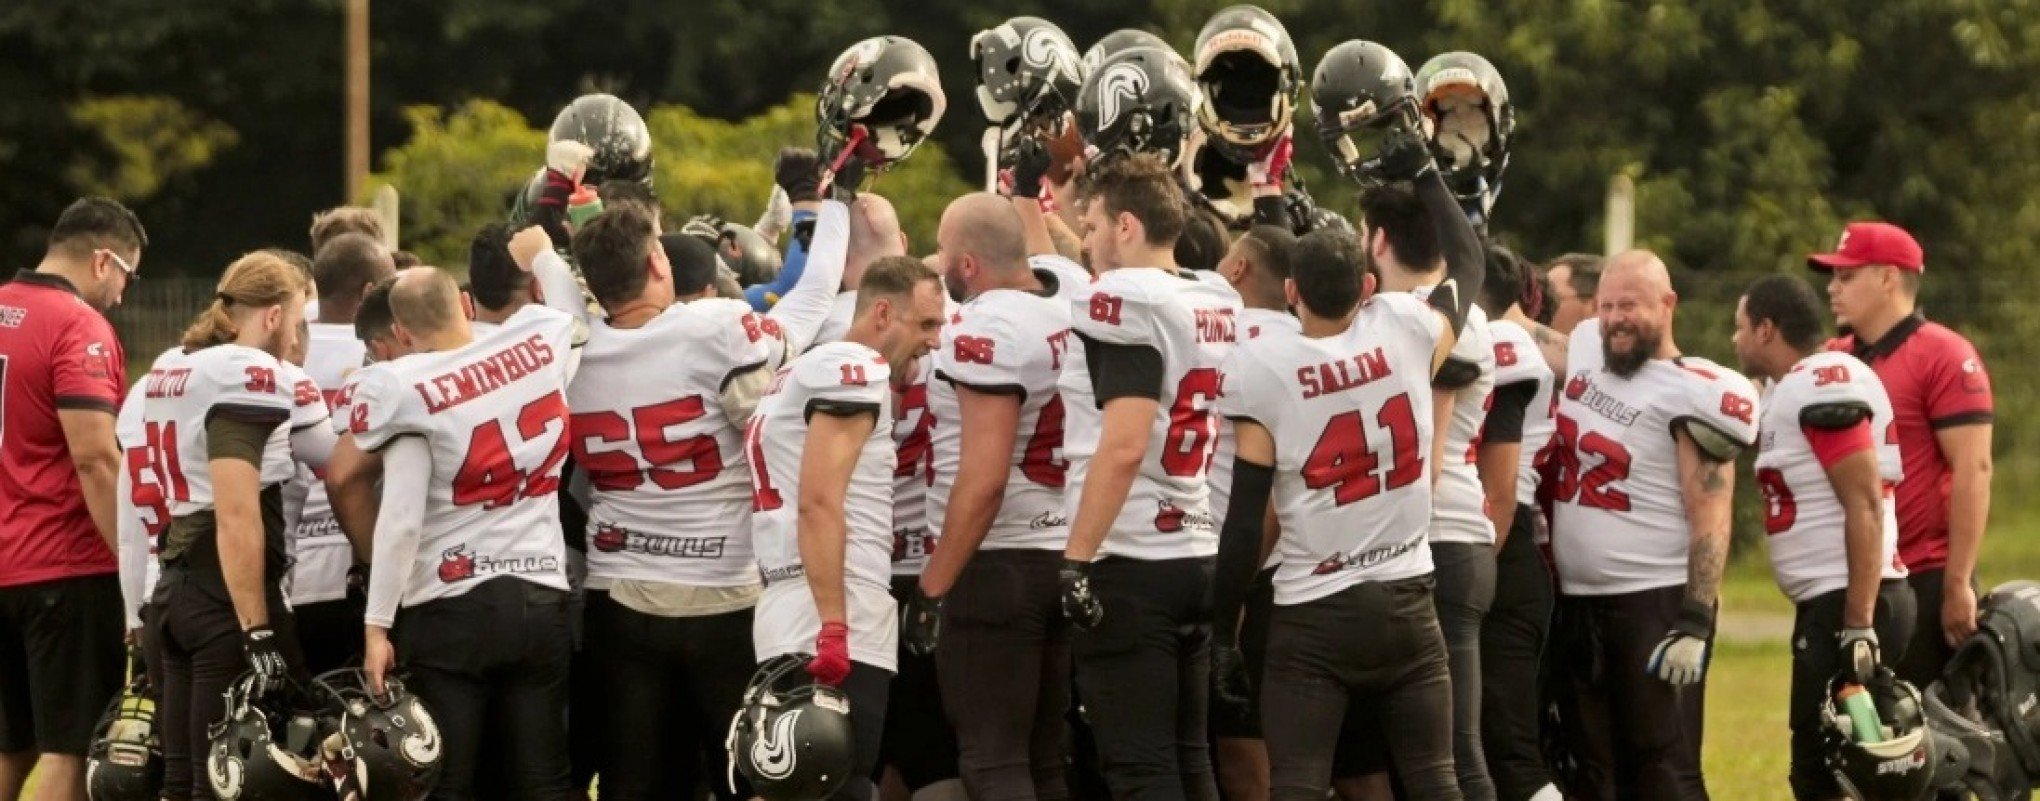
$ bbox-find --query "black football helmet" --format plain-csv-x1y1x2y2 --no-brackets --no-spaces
87,668,162,801
1192,5,1301,164
548,93,654,187
816,36,947,173
1309,40,1420,184
1076,46,1201,170
1415,51,1515,214
971,16,1085,132
725,655,857,801
1824,671,1998,801
310,669,442,801
207,674,332,801
682,216,784,287
1081,29,1174,77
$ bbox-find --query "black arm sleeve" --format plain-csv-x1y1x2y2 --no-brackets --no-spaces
1416,170,1485,336
1252,195,1289,230
1211,459,1274,647
1481,380,1539,445
1078,333,1165,406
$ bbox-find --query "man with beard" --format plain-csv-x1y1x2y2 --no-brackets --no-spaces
1544,251,1758,800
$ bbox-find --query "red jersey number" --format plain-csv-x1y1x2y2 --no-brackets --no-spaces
1021,393,1068,487
1302,392,1424,506
1160,368,1222,477
451,391,572,509
570,396,723,492
743,416,783,511
1755,467,1797,534
894,383,933,484
1546,414,1633,511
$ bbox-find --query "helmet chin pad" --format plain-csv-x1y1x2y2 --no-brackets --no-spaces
859,86,941,162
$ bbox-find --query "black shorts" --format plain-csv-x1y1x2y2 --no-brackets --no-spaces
0,574,126,755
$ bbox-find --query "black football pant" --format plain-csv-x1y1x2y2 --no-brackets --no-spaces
1432,542,1499,801
395,578,572,801
293,595,364,677
585,590,755,800
1546,586,1708,801
1481,506,1555,800
1895,568,1976,690
882,575,960,790
937,550,1071,801
1788,579,1916,800
1070,556,1219,801
1262,575,1459,800
149,566,301,801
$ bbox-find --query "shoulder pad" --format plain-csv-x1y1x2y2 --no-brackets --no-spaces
1799,401,1872,431
1677,417,1745,462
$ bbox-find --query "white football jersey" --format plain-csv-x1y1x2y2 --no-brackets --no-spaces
1488,320,1557,504
1061,267,1242,560
1209,308,1300,544
1217,293,1444,605
115,374,167,602
890,355,935,575
568,298,779,588
747,342,898,668
344,305,578,607
1413,289,1495,546
287,324,366,604
926,283,1076,553
133,344,298,517
1549,319,1761,595
1756,351,1906,602
811,292,858,349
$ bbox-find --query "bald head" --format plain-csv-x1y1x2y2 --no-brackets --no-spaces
1602,249,1672,296
1597,249,1679,374
389,267,465,337
847,193,908,283
939,193,1028,273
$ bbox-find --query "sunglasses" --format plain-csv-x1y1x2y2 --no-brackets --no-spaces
99,249,139,283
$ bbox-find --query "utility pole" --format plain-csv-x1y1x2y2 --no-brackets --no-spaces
345,0,369,204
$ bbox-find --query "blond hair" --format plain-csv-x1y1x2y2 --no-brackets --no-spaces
309,206,387,254
182,251,311,350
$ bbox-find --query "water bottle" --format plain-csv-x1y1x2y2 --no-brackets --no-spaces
1837,683,1885,743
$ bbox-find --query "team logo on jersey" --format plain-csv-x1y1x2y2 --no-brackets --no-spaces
1152,500,1212,534
438,545,477,583
1960,356,1989,393
1565,372,1589,400
892,527,936,562
590,523,728,559
436,544,560,583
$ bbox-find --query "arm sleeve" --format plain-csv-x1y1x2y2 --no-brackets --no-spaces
363,435,432,628
1482,380,1538,445
767,201,849,354
51,317,123,412
1080,335,1165,405
116,469,147,629
1926,341,1994,428
1415,170,1484,334
1211,459,1274,645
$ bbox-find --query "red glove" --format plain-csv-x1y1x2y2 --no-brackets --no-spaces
808,622,852,686
1248,133,1294,191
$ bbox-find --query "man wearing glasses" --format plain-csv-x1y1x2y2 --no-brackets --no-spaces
0,196,146,800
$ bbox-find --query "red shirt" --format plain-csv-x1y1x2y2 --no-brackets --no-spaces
1828,313,1993,571
0,270,126,586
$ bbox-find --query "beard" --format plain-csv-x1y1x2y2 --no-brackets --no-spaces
1602,321,1662,378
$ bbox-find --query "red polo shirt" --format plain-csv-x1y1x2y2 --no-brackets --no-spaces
1828,313,1992,572
0,270,126,587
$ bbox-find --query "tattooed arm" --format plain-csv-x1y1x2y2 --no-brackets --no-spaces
1676,430,1735,607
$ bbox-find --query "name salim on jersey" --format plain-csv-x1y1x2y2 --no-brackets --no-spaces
410,334,558,414
1296,346,1394,400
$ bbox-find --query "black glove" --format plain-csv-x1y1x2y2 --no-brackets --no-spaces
243,626,290,695
774,147,824,204
1060,559,1104,631
903,585,943,656
1368,116,1439,185
1003,138,1052,200
1212,643,1254,710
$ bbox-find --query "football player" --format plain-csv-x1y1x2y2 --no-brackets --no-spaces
1057,152,1243,798
131,253,315,800
747,257,945,801
558,194,847,799
287,232,392,677
1731,275,1914,800
338,266,583,799
1472,244,1563,801
1206,223,1298,800
902,193,1085,799
1210,110,1486,799
1544,251,1758,800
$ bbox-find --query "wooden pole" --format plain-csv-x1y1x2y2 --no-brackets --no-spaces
345,0,369,204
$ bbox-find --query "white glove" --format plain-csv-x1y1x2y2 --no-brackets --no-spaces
1839,627,1880,683
754,185,792,245
546,140,595,178
1648,631,1709,685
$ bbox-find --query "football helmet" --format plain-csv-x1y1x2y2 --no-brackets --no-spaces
1823,671,2022,801
1192,5,1301,164
971,17,1085,131
1414,51,1515,213
725,654,857,801
816,36,947,171
547,93,654,187
207,674,332,801
681,215,785,287
1076,45,1201,170
311,669,442,801
86,668,162,801
1308,40,1420,183
1082,29,1175,76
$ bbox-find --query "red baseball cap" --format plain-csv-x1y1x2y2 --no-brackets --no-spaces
1807,221,1924,273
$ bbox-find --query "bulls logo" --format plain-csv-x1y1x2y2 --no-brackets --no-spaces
437,545,476,583
592,524,627,553
1154,500,1186,533
1565,373,1589,400
1095,61,1150,133
1312,555,1347,575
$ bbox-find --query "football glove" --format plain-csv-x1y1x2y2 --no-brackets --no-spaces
1060,559,1104,631
1646,599,1715,686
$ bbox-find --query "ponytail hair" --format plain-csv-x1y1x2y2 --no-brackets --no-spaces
182,251,311,350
